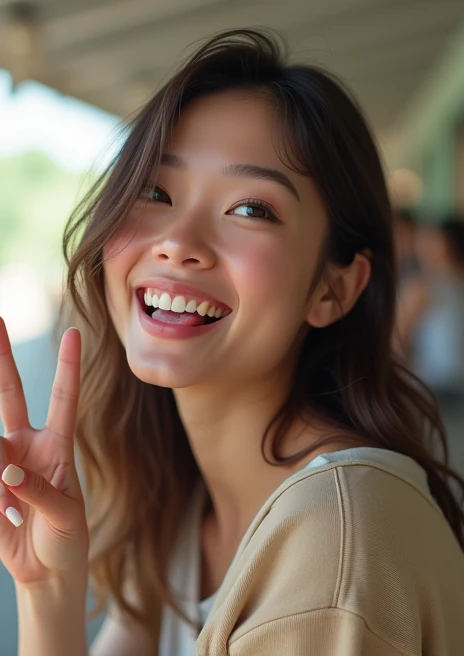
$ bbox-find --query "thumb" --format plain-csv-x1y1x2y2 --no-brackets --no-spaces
1,464,81,530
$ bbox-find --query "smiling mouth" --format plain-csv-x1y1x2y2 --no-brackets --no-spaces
136,289,230,326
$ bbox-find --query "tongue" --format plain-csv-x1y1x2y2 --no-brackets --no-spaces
152,309,206,326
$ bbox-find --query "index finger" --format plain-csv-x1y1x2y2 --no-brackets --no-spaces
0,317,30,435
45,327,81,440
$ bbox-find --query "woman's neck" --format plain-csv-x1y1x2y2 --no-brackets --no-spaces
173,377,354,552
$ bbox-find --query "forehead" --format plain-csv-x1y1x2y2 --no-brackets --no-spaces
168,90,288,168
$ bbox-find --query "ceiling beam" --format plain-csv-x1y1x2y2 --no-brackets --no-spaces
42,0,356,59
60,28,444,101
289,0,463,60
43,0,227,52
392,17,464,162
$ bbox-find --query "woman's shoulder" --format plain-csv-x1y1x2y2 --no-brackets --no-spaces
201,454,464,655
241,450,462,583
267,447,435,520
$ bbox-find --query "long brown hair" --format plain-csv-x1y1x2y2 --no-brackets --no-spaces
56,28,464,651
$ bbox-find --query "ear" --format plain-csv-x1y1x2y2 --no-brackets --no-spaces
306,250,372,328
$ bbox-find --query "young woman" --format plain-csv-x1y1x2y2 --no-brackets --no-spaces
0,29,463,656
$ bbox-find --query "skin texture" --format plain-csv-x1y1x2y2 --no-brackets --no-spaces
103,90,371,593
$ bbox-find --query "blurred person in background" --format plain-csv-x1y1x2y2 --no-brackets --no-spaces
393,208,421,286
392,208,424,361
397,216,464,412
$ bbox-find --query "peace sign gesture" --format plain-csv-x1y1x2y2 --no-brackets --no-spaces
0,318,89,584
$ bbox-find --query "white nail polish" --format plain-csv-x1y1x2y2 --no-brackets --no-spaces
2,464,25,486
5,507,23,527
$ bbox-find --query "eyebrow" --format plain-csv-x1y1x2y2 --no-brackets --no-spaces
160,152,300,202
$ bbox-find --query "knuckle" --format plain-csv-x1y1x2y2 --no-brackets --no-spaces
0,381,20,395
51,386,78,403
30,473,46,499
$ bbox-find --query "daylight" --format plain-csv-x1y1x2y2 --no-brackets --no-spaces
0,69,120,343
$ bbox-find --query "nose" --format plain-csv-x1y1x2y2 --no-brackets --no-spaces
151,221,216,271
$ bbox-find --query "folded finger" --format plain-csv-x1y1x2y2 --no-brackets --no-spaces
0,436,23,526
2,463,78,530
0,479,24,527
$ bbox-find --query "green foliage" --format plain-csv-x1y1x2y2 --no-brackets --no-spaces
0,151,98,276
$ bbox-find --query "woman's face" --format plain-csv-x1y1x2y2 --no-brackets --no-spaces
103,91,329,389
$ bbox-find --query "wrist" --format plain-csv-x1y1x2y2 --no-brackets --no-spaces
16,569,89,615
15,568,89,596
16,572,89,656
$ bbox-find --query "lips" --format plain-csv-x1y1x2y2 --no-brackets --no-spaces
136,288,225,324
134,278,233,339
136,291,228,340
135,278,231,312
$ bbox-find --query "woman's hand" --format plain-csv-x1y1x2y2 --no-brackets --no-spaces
0,317,89,585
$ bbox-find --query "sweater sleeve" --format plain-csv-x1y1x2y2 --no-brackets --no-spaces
228,608,406,656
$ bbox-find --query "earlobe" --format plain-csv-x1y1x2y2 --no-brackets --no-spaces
306,251,371,329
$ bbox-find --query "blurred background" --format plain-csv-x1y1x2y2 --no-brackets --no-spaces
0,0,464,652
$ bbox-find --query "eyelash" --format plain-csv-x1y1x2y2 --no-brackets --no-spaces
143,186,280,223
229,198,279,222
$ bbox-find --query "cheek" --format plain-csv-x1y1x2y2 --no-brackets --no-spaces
103,214,147,284
102,229,142,319
104,219,139,259
102,260,130,347
228,237,313,313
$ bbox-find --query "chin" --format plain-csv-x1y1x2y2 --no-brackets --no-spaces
125,348,202,389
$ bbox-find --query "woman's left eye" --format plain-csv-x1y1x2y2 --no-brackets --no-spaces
143,186,172,204
229,200,278,222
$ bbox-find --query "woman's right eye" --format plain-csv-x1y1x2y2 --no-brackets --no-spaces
143,185,172,204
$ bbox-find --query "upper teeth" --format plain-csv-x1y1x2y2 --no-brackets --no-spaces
143,289,223,319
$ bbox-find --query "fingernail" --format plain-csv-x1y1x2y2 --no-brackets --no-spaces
5,507,23,527
2,465,25,486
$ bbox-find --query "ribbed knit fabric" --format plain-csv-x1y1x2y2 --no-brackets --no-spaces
193,453,464,655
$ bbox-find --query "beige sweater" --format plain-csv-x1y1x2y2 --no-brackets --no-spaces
196,456,464,655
